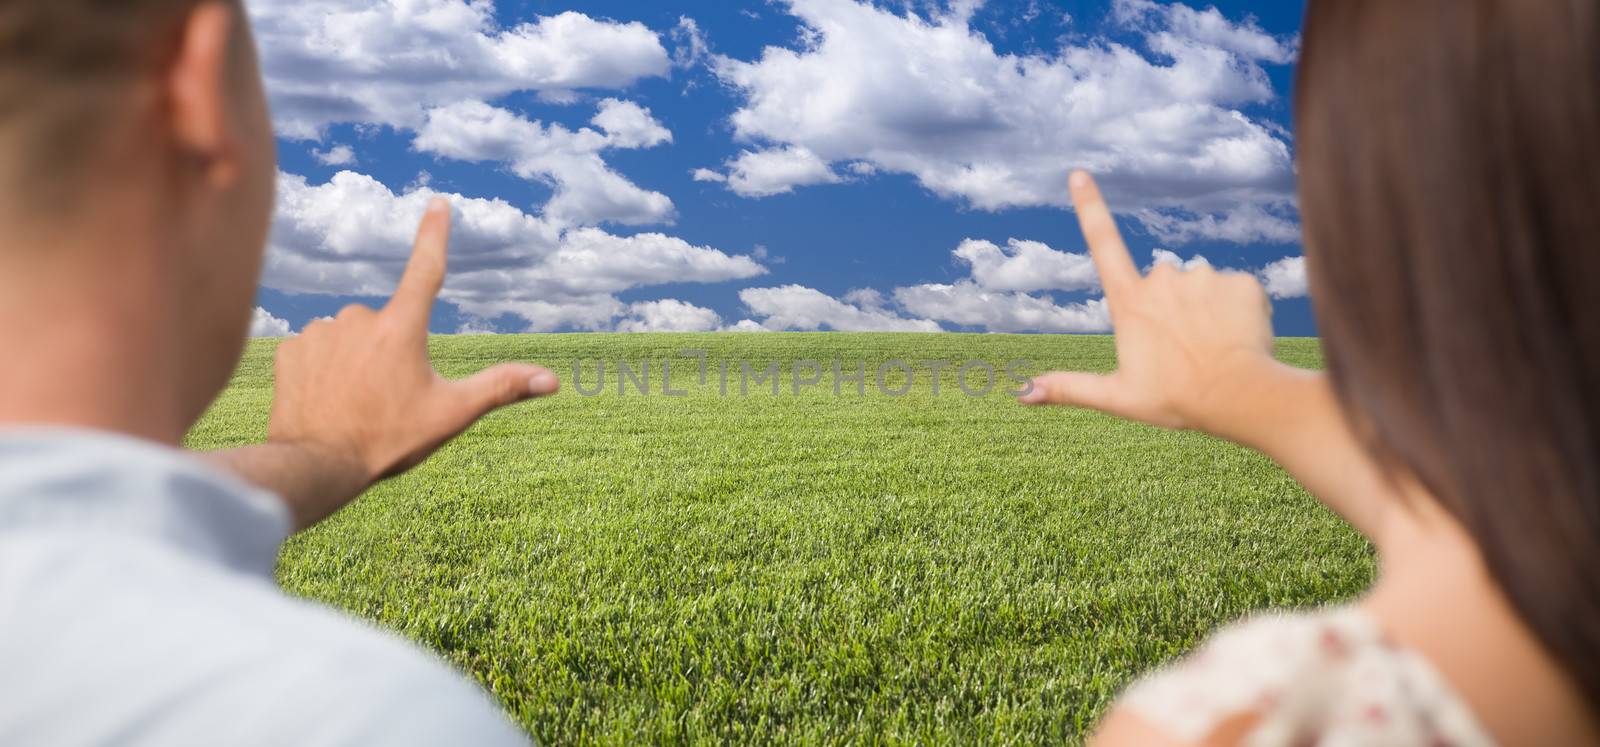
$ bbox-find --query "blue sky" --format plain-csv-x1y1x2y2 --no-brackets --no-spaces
250,0,1314,337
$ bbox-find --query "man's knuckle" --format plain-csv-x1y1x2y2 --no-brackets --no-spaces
336,304,373,323
1230,274,1267,298
497,374,523,404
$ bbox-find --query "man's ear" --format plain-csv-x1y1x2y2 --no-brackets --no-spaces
166,2,239,187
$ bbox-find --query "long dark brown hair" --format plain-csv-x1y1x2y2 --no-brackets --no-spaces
1297,0,1600,709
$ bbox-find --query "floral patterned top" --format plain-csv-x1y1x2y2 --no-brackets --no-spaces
1122,606,1497,746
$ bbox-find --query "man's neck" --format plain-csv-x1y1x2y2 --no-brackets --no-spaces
0,238,191,444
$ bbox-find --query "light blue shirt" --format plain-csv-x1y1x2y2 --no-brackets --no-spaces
0,429,531,746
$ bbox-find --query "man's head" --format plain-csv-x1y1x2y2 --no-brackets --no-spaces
0,0,276,436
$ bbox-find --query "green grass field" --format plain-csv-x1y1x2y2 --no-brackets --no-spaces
186,333,1373,745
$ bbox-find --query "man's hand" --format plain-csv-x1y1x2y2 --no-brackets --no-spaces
209,198,559,530
1019,171,1282,436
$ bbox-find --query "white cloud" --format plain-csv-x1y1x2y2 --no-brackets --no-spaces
738,285,941,332
720,146,842,197
266,170,765,331
670,16,712,69
1147,249,1308,298
525,228,766,297
1257,255,1307,299
250,306,293,337
413,100,675,228
590,99,672,149
267,171,556,297
456,318,500,335
841,287,887,309
249,2,671,138
250,3,782,333
312,144,356,166
1135,203,1300,245
729,236,1116,334
826,236,1111,333
845,161,877,177
725,319,770,332
691,168,727,183
955,238,1099,292
893,282,1111,333
1148,248,1214,271
617,299,723,332
1113,0,1297,65
712,0,1297,243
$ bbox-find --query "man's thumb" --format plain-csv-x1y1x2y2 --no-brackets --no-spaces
451,364,560,416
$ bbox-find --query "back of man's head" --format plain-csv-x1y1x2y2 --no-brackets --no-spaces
0,1,224,215
0,0,277,443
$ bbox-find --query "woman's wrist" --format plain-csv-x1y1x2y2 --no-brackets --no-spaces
1193,354,1328,451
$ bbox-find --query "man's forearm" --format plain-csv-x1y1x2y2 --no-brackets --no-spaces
202,442,372,532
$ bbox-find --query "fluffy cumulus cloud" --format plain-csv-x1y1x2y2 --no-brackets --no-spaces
891,236,1111,332
881,240,1308,333
413,99,675,227
737,236,1113,334
723,146,841,197
590,98,673,149
251,0,1309,334
1148,249,1309,299
737,285,942,332
725,319,770,332
894,283,1109,333
617,299,724,332
250,307,293,337
250,2,768,332
1148,247,1215,271
1114,0,1297,64
266,171,765,332
312,144,356,166
954,238,1099,293
249,1,672,138
1134,203,1300,245
1257,255,1308,298
709,0,1298,243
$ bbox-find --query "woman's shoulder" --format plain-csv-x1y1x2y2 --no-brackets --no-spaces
1114,605,1496,747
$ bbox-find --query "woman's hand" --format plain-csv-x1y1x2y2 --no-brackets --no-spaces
1020,171,1282,436
1021,172,1399,539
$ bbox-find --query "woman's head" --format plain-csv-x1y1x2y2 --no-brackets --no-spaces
1297,0,1600,706
0,0,276,430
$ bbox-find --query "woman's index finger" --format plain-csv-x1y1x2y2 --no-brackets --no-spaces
1069,171,1141,299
